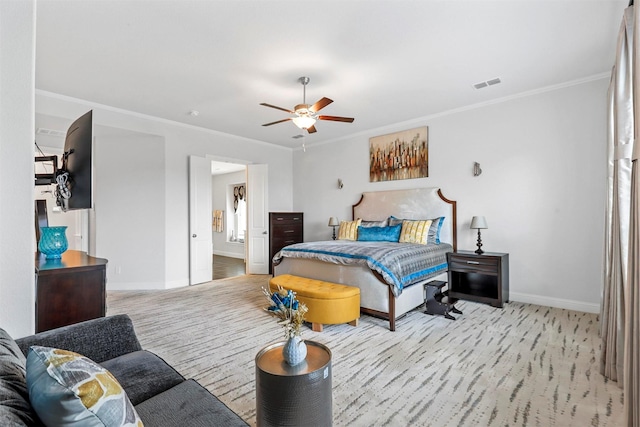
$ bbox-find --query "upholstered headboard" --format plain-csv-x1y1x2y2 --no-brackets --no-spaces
352,187,457,251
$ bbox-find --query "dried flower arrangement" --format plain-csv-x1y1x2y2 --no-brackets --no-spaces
263,285,309,338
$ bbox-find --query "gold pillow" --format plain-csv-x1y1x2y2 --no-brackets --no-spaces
399,219,433,244
337,219,362,240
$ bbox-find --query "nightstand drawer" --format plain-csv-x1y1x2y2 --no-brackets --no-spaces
450,257,498,274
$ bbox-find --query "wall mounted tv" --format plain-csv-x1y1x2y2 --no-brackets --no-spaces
34,110,94,211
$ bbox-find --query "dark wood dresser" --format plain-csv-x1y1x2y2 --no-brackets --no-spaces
269,212,303,274
35,250,108,333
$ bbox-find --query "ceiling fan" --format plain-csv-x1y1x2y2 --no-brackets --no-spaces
260,76,354,134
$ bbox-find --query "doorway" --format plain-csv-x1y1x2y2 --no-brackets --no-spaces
211,160,246,280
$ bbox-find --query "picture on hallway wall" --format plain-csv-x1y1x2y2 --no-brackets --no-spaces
369,126,429,182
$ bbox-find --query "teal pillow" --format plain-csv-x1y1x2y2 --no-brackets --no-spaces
26,346,143,427
389,216,444,244
357,224,402,242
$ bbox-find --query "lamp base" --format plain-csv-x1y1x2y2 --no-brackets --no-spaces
475,230,484,254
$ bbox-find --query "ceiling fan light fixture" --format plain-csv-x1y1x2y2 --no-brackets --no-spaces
292,115,316,130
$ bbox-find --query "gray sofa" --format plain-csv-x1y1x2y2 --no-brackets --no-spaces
0,314,248,426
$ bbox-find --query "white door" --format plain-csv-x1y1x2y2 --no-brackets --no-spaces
247,164,269,274
189,155,213,285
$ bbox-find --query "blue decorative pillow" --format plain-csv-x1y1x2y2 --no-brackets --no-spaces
26,346,143,427
389,216,445,244
357,224,402,242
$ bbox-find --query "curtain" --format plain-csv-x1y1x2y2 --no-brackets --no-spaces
627,136,640,427
601,5,634,384
625,7,640,423
602,5,640,426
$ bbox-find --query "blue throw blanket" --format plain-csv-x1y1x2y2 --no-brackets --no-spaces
274,241,452,297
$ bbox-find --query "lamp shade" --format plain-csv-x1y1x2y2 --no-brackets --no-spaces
470,216,488,229
328,217,339,227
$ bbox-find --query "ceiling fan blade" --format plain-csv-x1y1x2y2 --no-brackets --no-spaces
260,103,295,114
262,118,292,126
318,115,355,123
306,125,317,134
309,97,333,113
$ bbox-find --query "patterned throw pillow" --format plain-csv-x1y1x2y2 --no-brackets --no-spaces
337,219,362,240
26,346,143,427
390,216,444,245
399,219,433,244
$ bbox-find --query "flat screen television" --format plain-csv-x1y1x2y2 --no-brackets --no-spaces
59,110,93,210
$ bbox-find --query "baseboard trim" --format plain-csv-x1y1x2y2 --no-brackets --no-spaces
510,291,600,314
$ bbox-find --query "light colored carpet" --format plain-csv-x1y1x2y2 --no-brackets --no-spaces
107,275,623,426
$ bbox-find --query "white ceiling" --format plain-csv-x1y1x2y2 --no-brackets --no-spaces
35,0,627,149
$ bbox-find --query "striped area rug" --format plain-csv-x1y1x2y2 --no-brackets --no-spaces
107,275,623,427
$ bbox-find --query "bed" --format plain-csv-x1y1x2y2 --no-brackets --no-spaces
273,187,457,331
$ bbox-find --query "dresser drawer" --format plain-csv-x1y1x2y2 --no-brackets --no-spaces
270,213,303,225
449,255,499,274
272,223,302,236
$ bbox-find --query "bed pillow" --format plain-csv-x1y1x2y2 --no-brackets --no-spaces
390,216,445,244
398,219,433,244
428,216,445,244
337,219,362,240
360,219,389,228
26,346,143,427
357,224,402,242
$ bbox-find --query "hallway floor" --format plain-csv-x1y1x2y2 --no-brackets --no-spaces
213,255,245,280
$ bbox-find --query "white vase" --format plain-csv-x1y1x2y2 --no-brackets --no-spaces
282,336,307,366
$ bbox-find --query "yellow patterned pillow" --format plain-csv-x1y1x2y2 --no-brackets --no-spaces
26,346,143,427
337,219,362,240
399,219,433,244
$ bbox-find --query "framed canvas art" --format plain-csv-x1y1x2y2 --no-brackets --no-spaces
369,126,428,182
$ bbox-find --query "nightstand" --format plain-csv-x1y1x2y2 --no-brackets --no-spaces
447,251,509,308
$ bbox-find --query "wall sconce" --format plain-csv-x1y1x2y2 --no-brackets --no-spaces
470,216,488,254
328,217,339,240
473,162,482,177
338,179,344,189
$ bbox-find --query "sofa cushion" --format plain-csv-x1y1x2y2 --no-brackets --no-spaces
16,315,143,364
26,346,142,427
100,350,184,406
135,379,248,427
0,328,39,426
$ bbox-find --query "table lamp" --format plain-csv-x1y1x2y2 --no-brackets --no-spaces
328,217,339,240
470,216,488,254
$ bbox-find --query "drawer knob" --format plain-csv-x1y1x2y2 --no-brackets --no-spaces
466,261,480,265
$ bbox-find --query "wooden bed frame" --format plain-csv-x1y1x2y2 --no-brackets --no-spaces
274,187,457,331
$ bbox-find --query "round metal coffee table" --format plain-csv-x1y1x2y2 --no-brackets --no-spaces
255,340,332,427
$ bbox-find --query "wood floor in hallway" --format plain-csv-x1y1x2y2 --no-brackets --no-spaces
213,254,245,280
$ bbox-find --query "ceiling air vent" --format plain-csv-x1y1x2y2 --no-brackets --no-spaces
36,128,66,137
473,77,501,90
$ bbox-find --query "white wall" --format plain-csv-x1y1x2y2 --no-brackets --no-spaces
0,0,36,337
212,170,246,259
293,78,608,313
94,131,166,290
35,92,294,289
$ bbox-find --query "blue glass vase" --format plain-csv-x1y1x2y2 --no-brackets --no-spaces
38,226,68,259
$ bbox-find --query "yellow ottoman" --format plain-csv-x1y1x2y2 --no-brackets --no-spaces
269,274,360,332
